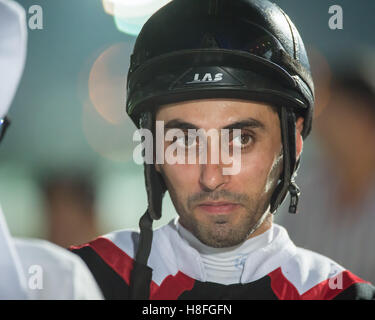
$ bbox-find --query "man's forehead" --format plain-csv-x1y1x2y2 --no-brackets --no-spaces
156,98,277,128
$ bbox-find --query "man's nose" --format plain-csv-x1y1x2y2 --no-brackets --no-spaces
199,163,229,191
198,135,233,191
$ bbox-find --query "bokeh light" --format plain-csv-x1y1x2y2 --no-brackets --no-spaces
88,42,132,125
83,41,141,162
102,0,173,36
113,15,149,36
82,98,137,163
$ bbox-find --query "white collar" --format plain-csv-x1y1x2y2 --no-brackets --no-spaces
167,217,296,283
176,219,274,258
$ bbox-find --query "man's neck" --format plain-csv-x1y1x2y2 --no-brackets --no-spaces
176,217,275,284
247,213,273,240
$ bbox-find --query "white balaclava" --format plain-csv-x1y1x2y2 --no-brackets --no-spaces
0,0,28,299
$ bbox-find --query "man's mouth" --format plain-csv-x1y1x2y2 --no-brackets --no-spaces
197,201,241,214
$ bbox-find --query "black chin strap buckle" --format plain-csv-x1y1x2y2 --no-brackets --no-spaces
288,182,300,214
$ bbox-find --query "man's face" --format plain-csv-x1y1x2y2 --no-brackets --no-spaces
155,99,283,248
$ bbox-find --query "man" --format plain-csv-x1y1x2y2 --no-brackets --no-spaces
72,0,375,299
0,0,102,299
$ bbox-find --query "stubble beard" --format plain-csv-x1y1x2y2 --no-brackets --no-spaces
176,189,271,248
161,152,283,249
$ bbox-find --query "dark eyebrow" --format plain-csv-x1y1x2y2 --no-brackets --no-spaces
163,118,265,131
164,119,199,130
222,118,266,131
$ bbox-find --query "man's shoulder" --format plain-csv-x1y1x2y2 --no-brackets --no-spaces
274,244,375,300
70,223,375,300
71,221,174,261
69,221,177,300
14,238,103,299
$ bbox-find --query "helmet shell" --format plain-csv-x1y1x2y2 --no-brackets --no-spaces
126,0,314,137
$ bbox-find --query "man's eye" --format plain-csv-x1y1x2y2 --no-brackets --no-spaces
232,133,253,149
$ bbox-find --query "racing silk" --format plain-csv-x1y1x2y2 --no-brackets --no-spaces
177,221,274,285
71,218,375,300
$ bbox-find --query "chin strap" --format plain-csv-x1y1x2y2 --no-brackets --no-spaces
130,107,301,299
129,111,166,300
288,177,300,214
270,107,300,214
129,210,154,300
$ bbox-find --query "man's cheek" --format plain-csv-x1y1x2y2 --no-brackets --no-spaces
240,153,270,180
164,164,199,188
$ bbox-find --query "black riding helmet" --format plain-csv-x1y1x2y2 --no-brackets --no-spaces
125,0,315,299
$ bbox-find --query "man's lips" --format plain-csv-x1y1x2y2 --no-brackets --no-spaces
197,201,241,214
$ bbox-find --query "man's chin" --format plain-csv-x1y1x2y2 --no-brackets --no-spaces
195,219,251,248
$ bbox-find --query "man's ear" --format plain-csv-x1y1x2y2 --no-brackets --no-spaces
296,117,304,160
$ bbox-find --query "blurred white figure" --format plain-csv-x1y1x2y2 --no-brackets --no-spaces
0,0,102,299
